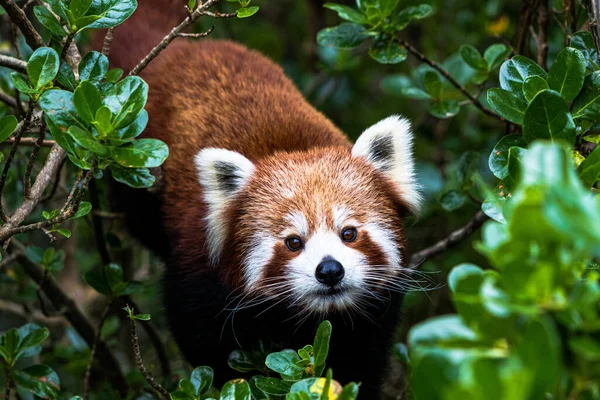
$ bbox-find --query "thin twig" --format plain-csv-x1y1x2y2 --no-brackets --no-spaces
82,299,113,400
129,311,170,400
12,22,23,60
408,211,489,269
395,39,506,122
535,0,550,68
177,25,215,38
101,28,115,57
201,10,237,18
0,54,27,73
0,0,45,50
583,0,600,64
0,89,18,108
12,240,129,396
60,34,75,60
2,137,55,147
129,0,224,76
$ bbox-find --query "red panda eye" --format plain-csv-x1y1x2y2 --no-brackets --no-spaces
285,236,303,251
341,227,357,242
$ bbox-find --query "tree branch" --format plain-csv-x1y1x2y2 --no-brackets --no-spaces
82,300,113,400
2,137,55,147
129,0,225,76
395,39,506,122
101,28,115,57
11,241,129,396
0,0,45,50
408,211,489,269
0,54,27,73
583,0,600,64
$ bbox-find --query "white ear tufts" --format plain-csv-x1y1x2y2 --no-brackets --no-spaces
352,115,422,213
195,148,255,264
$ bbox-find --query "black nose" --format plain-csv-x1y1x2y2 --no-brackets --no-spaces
315,258,345,287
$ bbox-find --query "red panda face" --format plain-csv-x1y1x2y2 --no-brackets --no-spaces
195,116,421,316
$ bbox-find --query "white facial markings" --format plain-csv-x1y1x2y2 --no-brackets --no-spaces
286,228,368,313
284,211,309,238
333,206,352,230
243,233,277,288
363,222,401,268
195,148,255,265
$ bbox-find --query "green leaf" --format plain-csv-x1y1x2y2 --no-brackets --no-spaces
67,125,110,156
4,328,21,360
190,366,214,395
499,55,547,95
570,31,599,70
522,90,576,144
133,313,151,320
440,190,467,211
228,350,265,373
110,165,155,188
14,364,60,399
25,246,44,264
487,88,527,124
578,146,600,187
317,23,374,49
11,72,37,94
573,71,600,124
313,320,332,367
45,0,68,21
39,90,85,128
69,201,92,220
104,68,123,83
323,3,367,24
569,336,600,361
73,81,103,124
115,110,148,140
484,43,511,71
34,6,67,37
460,45,486,71
103,76,148,129
70,0,93,19
55,228,72,238
391,4,433,30
170,391,194,400
488,134,527,179
265,349,304,378
79,51,109,82
448,264,484,293
429,99,460,119
368,36,407,64
400,87,431,100
220,379,252,400
522,75,549,103
111,138,168,168
20,327,49,350
27,47,60,90
95,105,113,134
83,0,137,29
236,6,259,18
546,47,586,102
255,377,293,396
423,71,443,99
56,62,77,91
104,263,127,295
0,115,18,143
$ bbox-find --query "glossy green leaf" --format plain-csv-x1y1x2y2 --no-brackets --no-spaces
103,76,148,129
546,47,586,102
448,263,483,293
57,62,77,91
27,47,60,90
69,201,92,220
317,23,374,49
487,88,527,124
190,366,213,395
488,134,527,179
83,0,137,29
0,115,18,143
570,31,599,70
79,51,109,82
73,81,103,124
460,45,486,71
573,71,600,124
20,327,49,350
323,3,367,24
228,350,265,373
369,36,407,64
392,4,433,30
423,71,443,98
313,320,332,367
11,72,38,94
110,165,155,188
522,90,576,144
429,99,460,119
104,68,123,83
255,377,293,396
67,126,110,156
236,6,259,18
499,55,547,95
115,110,148,140
95,105,113,134
484,43,511,71
111,138,168,168
265,350,304,377
220,379,252,400
34,5,67,37
440,190,467,211
400,87,431,100
14,364,60,399
578,146,600,187
522,75,549,103
70,0,93,19
39,90,85,128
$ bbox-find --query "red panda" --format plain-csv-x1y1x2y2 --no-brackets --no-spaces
95,1,421,397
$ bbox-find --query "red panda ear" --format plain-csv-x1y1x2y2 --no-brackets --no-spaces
194,148,255,263
352,115,422,214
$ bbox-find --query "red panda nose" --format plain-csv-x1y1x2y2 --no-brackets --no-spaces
315,258,345,287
